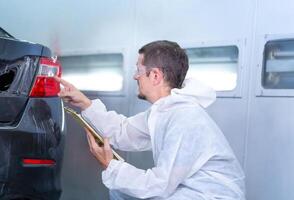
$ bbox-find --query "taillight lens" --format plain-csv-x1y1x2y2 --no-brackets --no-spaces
22,158,56,167
29,57,62,97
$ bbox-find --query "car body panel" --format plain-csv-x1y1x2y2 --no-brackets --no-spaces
0,98,65,200
0,28,65,200
0,37,51,61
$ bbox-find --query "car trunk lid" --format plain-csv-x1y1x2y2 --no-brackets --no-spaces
0,34,53,125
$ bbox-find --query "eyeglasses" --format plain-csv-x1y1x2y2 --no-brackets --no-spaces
133,65,166,79
133,64,149,78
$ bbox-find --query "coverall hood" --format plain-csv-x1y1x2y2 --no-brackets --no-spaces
165,79,216,108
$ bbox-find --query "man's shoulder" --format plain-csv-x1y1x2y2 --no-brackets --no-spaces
157,95,205,113
163,102,203,115
156,104,206,129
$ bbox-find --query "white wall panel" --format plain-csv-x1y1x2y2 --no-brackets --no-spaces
3,0,293,199
245,1,294,199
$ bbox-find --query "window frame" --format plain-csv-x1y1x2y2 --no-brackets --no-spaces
59,48,128,97
255,34,294,97
183,39,245,98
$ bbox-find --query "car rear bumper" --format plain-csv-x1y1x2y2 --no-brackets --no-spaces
0,97,65,200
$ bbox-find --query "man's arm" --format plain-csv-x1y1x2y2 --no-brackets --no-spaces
55,77,151,151
99,109,213,199
82,99,151,151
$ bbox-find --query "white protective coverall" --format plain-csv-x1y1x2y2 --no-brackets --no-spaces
82,78,245,200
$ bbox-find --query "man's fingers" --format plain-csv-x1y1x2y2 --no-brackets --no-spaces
60,95,72,101
85,129,98,148
53,76,61,83
59,89,76,100
104,138,111,150
54,76,74,88
84,129,113,168
59,89,69,97
85,129,92,144
86,131,97,153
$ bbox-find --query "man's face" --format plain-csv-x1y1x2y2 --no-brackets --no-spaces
133,54,151,101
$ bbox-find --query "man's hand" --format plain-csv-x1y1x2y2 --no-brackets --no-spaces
85,128,113,169
54,76,92,110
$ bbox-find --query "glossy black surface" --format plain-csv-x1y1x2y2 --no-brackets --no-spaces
0,98,65,200
0,37,51,61
0,56,38,125
0,29,65,200
0,96,28,123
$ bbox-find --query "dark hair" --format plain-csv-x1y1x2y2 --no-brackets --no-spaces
138,40,189,89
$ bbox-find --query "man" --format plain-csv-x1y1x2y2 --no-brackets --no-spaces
56,40,245,199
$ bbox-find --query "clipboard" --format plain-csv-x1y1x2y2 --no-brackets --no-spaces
64,106,124,161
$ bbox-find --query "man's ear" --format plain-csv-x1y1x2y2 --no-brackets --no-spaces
150,68,164,85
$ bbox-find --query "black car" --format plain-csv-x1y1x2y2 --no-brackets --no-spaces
0,28,65,200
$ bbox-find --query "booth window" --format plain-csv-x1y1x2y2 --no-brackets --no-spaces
59,53,123,91
263,40,294,89
185,46,238,91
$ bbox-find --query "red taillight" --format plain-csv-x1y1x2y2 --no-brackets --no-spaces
29,57,62,97
22,158,56,167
